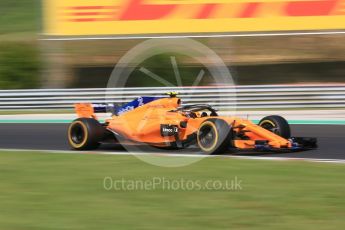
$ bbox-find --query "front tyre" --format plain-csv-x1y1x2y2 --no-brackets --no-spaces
259,115,291,139
197,119,233,155
68,118,106,150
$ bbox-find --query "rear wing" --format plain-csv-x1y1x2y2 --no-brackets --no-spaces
74,103,115,119
75,96,162,118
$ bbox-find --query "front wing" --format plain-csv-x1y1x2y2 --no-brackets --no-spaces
246,137,318,152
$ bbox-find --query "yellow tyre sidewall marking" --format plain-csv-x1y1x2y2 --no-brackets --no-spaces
197,121,219,152
259,120,276,128
68,121,88,149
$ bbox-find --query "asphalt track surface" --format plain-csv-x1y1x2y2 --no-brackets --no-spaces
0,124,344,160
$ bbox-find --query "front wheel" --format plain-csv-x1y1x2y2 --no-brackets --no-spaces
197,119,233,155
259,115,291,139
68,118,106,150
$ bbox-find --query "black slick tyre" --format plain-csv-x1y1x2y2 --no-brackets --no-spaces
68,118,106,150
258,115,291,139
197,119,233,155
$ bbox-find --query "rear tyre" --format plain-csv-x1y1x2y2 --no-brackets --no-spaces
197,119,233,155
259,115,291,139
68,118,106,150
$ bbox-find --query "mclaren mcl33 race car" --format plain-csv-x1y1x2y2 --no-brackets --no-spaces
67,93,317,154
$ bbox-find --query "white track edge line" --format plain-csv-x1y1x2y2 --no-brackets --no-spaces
1,148,344,164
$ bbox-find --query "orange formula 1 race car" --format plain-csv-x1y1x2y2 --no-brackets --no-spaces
67,93,317,154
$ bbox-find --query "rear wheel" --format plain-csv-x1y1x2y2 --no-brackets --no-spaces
68,118,106,150
197,119,233,155
259,115,291,139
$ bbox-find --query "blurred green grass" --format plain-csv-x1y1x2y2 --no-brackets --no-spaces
0,151,344,230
